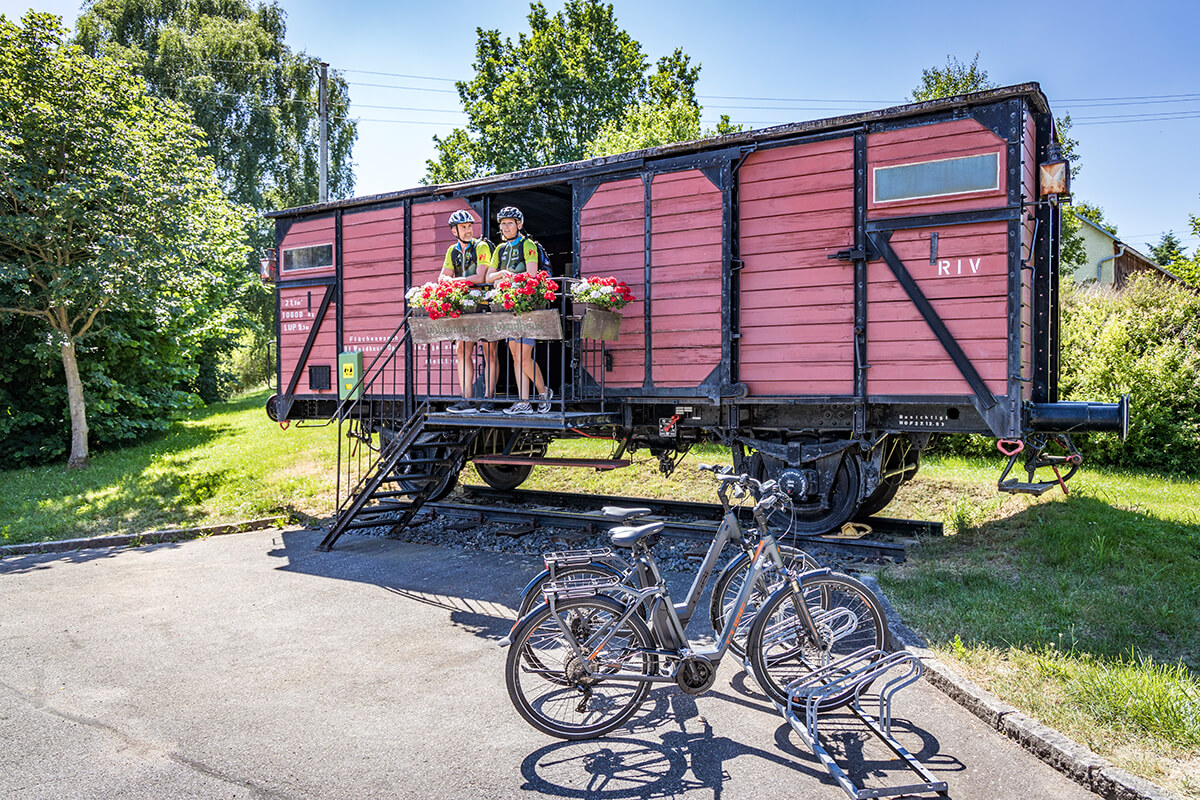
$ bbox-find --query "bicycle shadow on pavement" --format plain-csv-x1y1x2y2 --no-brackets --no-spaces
519,691,963,799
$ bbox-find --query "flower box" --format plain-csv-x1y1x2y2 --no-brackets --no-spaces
408,309,563,344
579,306,622,341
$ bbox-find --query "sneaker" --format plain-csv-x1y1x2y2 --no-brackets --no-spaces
503,401,534,416
447,400,474,414
536,388,554,414
478,400,495,413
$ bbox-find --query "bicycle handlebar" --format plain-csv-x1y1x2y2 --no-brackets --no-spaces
698,466,790,517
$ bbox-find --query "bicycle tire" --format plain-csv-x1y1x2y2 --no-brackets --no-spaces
505,595,656,740
745,573,888,709
516,562,628,620
708,545,820,659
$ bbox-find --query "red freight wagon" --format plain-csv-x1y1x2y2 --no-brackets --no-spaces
263,84,1127,548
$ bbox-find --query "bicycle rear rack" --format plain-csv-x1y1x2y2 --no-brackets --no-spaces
542,574,622,600
543,547,615,568
781,647,948,800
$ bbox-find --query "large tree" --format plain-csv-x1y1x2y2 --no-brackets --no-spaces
0,12,251,468
1150,231,1186,267
425,0,702,182
75,0,357,395
75,0,356,211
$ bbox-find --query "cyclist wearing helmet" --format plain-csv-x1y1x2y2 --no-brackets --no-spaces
441,209,497,413
487,206,552,415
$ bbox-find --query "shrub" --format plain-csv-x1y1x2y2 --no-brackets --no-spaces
1059,274,1200,474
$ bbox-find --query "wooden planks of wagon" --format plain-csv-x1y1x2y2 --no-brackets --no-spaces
263,83,1129,534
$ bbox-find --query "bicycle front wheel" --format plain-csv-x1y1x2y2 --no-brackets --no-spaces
505,595,656,740
745,573,888,709
709,545,820,658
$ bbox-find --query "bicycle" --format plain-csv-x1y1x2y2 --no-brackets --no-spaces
513,464,818,658
501,470,889,739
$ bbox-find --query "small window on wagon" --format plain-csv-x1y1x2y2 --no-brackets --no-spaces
281,243,334,274
873,152,1000,203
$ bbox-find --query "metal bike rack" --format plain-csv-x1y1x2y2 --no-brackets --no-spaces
780,647,948,800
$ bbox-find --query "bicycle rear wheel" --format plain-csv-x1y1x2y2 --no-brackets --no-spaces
745,573,888,709
709,545,819,658
505,595,656,740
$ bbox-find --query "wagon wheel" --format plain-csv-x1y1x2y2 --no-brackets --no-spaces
747,448,862,536
855,479,900,520
474,462,534,491
856,439,919,519
473,442,546,491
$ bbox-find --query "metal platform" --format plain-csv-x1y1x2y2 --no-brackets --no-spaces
425,410,623,430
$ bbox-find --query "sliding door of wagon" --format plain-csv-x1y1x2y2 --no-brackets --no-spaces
578,170,723,394
578,177,646,390
649,169,722,390
340,203,406,396
737,138,856,398
864,119,1014,430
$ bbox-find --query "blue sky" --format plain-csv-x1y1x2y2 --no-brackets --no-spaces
9,0,1199,255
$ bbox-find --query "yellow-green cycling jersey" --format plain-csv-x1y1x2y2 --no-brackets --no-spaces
490,236,539,274
442,238,492,279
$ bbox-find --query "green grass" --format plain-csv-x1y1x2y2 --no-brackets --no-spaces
3,397,1198,794
0,390,337,544
877,455,1200,797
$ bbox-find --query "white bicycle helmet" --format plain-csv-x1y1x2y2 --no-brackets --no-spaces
447,209,475,228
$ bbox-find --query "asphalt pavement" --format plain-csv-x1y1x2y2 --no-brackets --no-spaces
0,529,1103,799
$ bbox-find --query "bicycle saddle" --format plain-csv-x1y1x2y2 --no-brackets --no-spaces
601,506,653,522
609,521,665,548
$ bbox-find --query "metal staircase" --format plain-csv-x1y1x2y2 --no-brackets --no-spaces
316,311,476,552
317,403,480,551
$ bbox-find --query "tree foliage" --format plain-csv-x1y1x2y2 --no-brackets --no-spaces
75,0,356,211
425,0,704,181
587,99,743,158
1150,231,1185,267
75,0,358,398
0,12,252,467
1159,215,1200,287
910,53,997,102
586,98,701,157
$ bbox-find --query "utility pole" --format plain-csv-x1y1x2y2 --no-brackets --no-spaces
318,61,329,203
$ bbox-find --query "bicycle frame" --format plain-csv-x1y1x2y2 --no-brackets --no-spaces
524,469,777,625
543,523,829,685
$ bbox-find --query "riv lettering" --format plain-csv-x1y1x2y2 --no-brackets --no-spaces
936,258,983,276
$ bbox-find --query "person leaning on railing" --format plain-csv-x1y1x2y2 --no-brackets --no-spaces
441,209,498,413
487,205,552,415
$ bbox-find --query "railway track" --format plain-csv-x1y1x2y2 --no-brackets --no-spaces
422,485,942,563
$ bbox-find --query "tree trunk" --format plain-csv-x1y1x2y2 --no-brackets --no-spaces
61,340,90,469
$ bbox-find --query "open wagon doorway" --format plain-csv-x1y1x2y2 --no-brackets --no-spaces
478,183,576,410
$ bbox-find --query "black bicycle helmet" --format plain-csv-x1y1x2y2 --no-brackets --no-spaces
447,209,475,228
496,206,523,223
